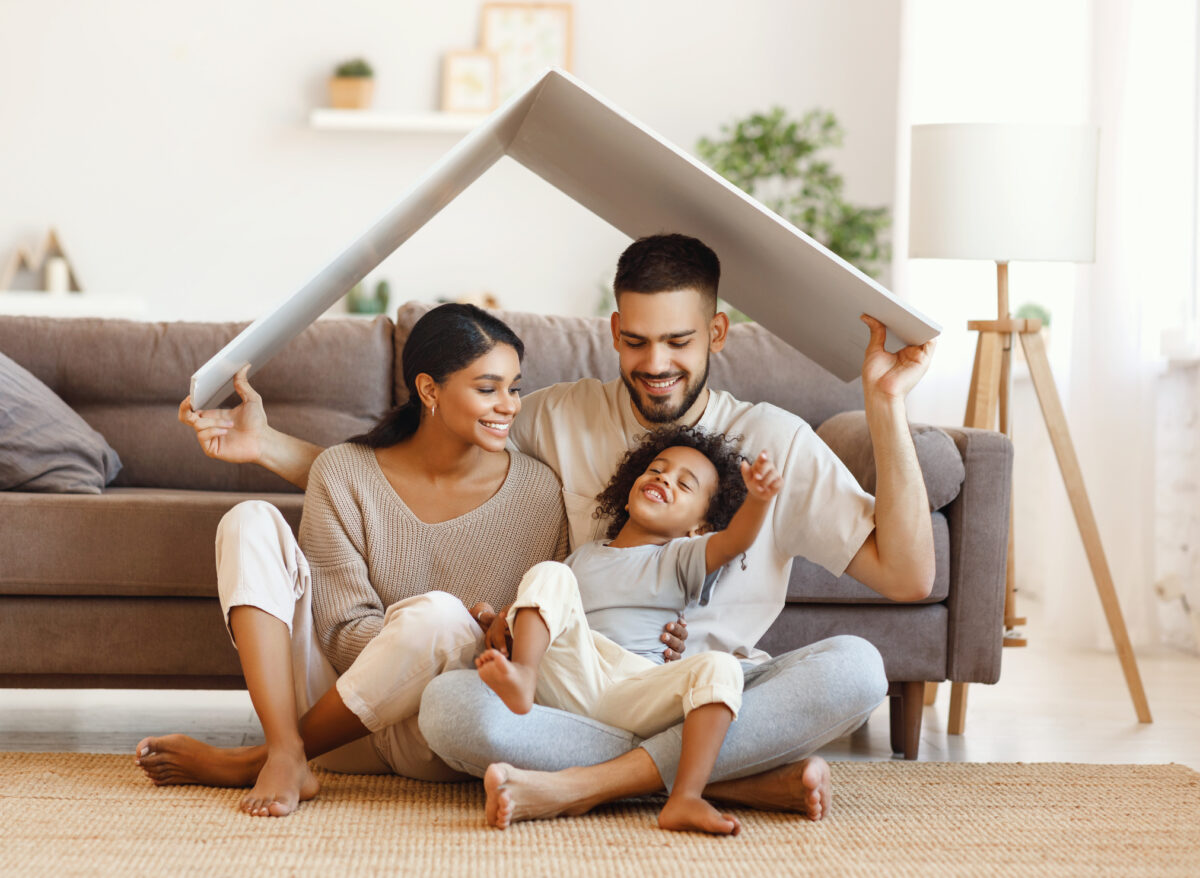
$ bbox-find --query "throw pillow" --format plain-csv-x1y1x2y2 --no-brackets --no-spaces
816,410,965,510
0,351,122,493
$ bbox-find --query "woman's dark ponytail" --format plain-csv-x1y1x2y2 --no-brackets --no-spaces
348,398,421,447
348,303,524,448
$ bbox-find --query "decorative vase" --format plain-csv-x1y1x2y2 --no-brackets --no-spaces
329,77,374,109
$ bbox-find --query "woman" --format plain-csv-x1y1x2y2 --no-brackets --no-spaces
135,304,567,817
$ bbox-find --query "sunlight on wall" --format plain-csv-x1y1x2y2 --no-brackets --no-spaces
898,0,1199,650
899,0,1090,430
895,0,1091,624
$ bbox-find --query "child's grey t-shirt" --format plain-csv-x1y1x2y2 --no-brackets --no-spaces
566,533,718,664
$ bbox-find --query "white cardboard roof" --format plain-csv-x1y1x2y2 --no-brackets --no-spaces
192,68,939,410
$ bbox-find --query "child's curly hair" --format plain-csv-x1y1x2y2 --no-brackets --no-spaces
593,425,748,540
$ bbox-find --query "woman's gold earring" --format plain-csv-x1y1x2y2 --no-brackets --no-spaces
430,404,436,418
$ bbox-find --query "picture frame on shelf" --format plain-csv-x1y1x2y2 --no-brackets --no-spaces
441,50,499,114
480,2,573,103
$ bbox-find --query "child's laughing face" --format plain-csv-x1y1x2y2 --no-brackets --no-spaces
625,445,718,539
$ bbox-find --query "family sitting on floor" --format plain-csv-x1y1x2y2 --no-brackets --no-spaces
135,233,936,835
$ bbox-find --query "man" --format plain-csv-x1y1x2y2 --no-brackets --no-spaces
180,234,935,824
415,234,935,827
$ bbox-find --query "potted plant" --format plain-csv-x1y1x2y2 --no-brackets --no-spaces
329,58,375,109
346,279,390,315
696,108,891,281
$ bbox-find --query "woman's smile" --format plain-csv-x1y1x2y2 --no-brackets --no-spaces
480,419,512,437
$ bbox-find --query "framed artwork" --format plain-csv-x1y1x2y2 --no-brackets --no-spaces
442,50,499,113
481,3,574,103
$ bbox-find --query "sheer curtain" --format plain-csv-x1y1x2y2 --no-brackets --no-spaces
897,0,1196,649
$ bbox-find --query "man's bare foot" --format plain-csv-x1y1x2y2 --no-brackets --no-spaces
485,763,516,829
239,745,320,818
483,762,596,829
134,734,261,788
658,794,742,835
705,756,832,821
134,735,318,818
475,649,536,714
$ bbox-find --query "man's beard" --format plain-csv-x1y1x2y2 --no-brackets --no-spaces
621,359,710,424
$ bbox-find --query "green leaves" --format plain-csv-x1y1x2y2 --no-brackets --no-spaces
696,107,890,279
334,58,374,78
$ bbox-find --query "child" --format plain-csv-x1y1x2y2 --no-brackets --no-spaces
475,425,782,836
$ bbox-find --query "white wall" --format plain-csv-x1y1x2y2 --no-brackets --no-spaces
0,0,902,321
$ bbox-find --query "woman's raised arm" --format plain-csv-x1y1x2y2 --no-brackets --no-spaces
178,365,325,489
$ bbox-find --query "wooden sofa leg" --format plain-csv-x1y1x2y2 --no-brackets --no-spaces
924,681,939,705
888,681,924,760
949,682,969,734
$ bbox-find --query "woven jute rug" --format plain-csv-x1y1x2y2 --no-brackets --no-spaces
1,754,1197,877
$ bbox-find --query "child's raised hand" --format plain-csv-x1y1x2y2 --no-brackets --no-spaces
740,450,782,501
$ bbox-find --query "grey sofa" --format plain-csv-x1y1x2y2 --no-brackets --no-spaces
0,302,1012,760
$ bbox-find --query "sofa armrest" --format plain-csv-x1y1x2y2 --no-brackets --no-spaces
939,426,1013,684
816,413,1013,685
816,411,966,511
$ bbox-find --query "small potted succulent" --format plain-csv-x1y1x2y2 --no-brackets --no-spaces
346,279,391,315
329,57,375,109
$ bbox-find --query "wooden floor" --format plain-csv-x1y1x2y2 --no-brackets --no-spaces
3,601,1198,770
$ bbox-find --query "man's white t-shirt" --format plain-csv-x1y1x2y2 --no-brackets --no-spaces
510,377,876,663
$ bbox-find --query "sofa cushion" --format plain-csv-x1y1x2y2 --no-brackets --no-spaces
816,410,966,510
0,351,122,493
0,315,395,492
0,488,303,597
785,511,949,604
393,302,863,428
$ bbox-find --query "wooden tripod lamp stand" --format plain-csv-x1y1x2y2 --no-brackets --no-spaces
908,123,1152,734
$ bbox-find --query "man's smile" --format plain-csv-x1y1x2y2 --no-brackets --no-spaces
636,374,684,396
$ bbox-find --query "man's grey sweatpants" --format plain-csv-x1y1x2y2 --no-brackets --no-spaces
417,634,887,791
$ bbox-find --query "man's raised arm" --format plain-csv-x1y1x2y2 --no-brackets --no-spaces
843,314,938,603
178,365,324,490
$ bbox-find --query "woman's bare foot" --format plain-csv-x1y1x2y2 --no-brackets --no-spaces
475,649,536,714
659,794,742,835
239,745,320,818
483,762,596,829
134,735,318,818
134,734,262,787
705,756,832,821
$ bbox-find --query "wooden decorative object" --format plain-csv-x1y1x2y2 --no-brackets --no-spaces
0,228,84,292
329,77,375,110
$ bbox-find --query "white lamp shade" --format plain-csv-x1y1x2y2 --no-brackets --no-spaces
909,123,1099,263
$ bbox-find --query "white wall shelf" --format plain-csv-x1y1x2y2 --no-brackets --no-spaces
309,109,485,134
0,292,148,319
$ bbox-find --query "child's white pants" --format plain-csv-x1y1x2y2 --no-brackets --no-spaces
505,561,743,739
215,500,480,780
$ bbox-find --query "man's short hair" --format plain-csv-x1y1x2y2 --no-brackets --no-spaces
613,234,720,313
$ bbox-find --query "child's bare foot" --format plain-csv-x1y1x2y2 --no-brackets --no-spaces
475,649,536,714
705,755,831,821
659,794,742,835
239,745,320,818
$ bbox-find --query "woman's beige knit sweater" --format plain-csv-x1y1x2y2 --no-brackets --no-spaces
299,442,568,673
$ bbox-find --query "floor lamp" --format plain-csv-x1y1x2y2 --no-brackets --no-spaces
908,123,1152,733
